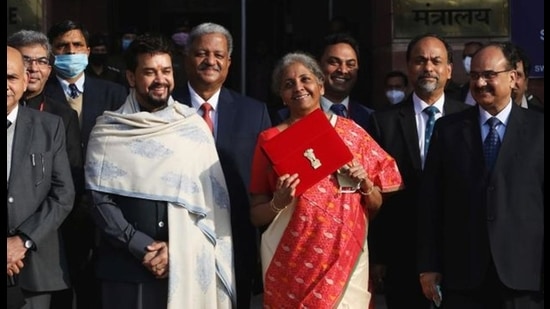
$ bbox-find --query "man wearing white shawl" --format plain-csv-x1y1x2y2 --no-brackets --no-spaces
85,34,235,309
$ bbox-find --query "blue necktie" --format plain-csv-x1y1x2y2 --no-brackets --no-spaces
69,83,79,99
7,119,12,129
330,104,346,117
483,117,501,170
423,106,439,156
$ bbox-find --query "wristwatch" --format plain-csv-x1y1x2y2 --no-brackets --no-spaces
19,234,34,250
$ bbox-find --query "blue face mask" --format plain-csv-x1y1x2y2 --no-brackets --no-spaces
122,39,133,51
54,54,89,79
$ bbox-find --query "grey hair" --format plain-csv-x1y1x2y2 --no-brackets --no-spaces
185,22,233,56
271,51,325,94
7,29,52,56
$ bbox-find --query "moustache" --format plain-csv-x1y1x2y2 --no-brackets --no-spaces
473,85,492,93
330,73,350,79
417,74,439,81
148,83,169,90
198,63,220,71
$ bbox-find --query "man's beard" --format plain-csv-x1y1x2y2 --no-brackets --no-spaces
146,87,171,109
417,79,437,93
147,94,169,108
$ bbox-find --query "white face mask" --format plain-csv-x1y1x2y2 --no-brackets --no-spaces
463,56,472,74
385,90,405,104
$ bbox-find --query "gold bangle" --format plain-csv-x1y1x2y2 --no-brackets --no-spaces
269,199,286,213
359,186,375,196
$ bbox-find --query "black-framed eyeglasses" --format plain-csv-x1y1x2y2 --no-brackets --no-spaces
469,69,512,81
23,56,50,67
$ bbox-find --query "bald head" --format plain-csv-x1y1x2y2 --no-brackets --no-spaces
7,46,29,114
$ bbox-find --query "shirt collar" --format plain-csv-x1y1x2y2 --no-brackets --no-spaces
321,96,350,112
57,75,85,96
478,99,513,127
7,104,19,125
188,82,221,111
413,92,445,116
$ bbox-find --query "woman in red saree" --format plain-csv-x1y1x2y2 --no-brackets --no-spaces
249,52,403,308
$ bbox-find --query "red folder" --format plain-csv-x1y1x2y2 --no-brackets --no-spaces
261,108,353,196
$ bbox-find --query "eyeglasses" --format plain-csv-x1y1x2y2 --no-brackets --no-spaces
469,69,512,81
23,56,50,67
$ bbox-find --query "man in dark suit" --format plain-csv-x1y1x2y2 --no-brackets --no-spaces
8,29,84,200
366,33,469,309
43,20,128,309
275,33,372,129
418,42,544,308
44,20,128,150
172,22,272,309
7,45,75,309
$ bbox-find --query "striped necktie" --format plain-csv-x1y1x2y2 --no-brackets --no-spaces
69,83,80,99
423,105,439,156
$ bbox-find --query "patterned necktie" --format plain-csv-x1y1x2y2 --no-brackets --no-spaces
69,83,79,99
7,119,12,129
423,105,439,156
200,102,214,134
330,104,346,117
483,117,501,171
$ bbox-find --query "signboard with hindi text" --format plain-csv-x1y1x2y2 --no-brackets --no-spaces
393,0,509,39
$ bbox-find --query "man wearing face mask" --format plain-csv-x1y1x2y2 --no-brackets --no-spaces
109,26,139,78
383,70,409,107
85,33,126,86
43,19,128,309
170,18,191,88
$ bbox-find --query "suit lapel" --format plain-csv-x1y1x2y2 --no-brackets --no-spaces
460,108,484,169
44,77,67,105
492,104,523,172
11,108,34,178
174,86,192,108
215,88,236,145
398,100,422,170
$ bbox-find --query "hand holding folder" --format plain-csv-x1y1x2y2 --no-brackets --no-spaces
261,109,353,196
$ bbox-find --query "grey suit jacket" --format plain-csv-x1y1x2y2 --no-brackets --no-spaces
7,105,75,292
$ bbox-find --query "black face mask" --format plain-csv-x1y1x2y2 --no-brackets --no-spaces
89,53,108,66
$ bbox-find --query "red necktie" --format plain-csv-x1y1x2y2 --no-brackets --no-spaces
200,102,214,134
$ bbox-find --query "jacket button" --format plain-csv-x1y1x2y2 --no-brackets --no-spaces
158,221,165,228
8,197,14,203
